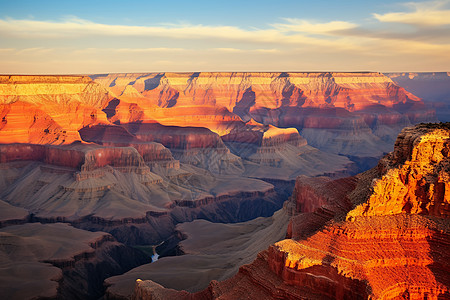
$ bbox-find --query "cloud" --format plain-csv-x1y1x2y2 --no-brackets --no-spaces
0,2,449,73
0,17,360,51
211,48,244,53
273,19,357,34
374,0,450,26
113,48,186,53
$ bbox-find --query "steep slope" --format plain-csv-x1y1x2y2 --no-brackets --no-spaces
92,72,422,113
0,141,277,245
133,123,450,299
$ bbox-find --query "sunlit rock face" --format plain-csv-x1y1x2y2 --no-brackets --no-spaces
92,72,435,160
0,74,442,300
93,72,420,113
133,123,450,300
0,75,113,144
348,124,450,218
79,122,245,175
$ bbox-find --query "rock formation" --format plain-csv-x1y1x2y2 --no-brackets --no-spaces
223,120,354,180
0,74,440,299
132,123,450,299
0,75,113,144
92,72,435,160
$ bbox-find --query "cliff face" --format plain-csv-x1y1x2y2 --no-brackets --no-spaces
222,120,353,180
0,75,113,144
133,123,450,299
92,72,435,158
80,122,245,175
0,73,433,158
92,72,420,113
0,143,149,172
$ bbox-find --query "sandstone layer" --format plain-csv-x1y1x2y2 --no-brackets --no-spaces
133,123,450,299
92,72,435,159
0,74,438,299
0,75,113,144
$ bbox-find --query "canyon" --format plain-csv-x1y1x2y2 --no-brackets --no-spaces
0,73,446,299
131,123,450,300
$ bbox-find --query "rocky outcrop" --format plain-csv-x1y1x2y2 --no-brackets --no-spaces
0,101,74,144
223,120,354,180
133,123,450,299
79,122,245,175
119,122,245,175
348,123,450,218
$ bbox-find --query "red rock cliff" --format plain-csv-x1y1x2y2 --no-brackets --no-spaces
92,72,435,149
0,75,114,144
132,123,450,300
0,143,147,171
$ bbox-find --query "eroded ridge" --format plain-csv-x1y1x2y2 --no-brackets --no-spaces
133,124,450,299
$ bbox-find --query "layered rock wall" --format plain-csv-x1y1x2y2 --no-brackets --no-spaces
0,143,148,172
0,75,113,144
92,72,420,112
92,72,434,155
349,124,450,218
132,123,450,299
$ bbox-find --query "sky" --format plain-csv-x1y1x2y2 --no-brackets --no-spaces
0,0,449,74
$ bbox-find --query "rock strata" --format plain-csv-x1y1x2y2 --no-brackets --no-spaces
92,72,435,159
133,123,450,299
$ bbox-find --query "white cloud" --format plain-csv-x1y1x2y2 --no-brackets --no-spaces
0,17,359,50
374,0,450,26
273,19,357,34
0,2,449,74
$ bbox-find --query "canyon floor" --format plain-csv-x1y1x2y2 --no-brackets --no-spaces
0,72,448,299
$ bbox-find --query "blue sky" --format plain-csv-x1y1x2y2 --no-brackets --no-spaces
0,0,449,73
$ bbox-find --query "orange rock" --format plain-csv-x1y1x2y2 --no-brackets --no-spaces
91,72,434,140
133,123,450,299
0,75,114,144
